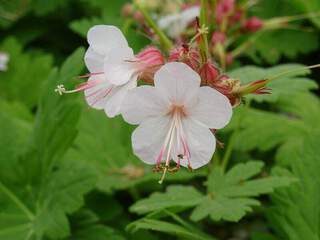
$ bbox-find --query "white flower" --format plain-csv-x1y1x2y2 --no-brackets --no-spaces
56,25,163,117
0,52,10,71
158,6,200,38
121,62,232,182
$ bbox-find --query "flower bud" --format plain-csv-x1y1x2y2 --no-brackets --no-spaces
242,16,264,33
122,3,134,17
211,31,226,45
136,47,165,83
169,45,201,71
199,61,220,86
231,9,243,23
216,0,235,23
226,53,234,66
233,79,271,96
133,11,145,24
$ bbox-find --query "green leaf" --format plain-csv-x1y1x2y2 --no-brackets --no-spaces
268,131,320,240
0,48,96,240
246,30,319,64
70,225,125,240
291,0,320,27
130,186,204,214
0,100,32,185
190,161,295,222
25,47,84,176
224,92,320,156
31,0,69,16
127,218,215,240
0,37,53,108
227,107,305,152
228,64,318,103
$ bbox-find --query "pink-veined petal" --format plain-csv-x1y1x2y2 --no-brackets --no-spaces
177,119,216,169
104,46,136,86
84,47,104,73
132,116,171,165
87,25,128,55
154,62,200,107
189,86,232,129
104,79,137,117
121,86,169,125
84,75,112,110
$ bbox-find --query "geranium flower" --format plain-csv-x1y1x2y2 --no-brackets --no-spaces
158,5,200,38
121,62,232,183
0,52,9,71
56,25,164,117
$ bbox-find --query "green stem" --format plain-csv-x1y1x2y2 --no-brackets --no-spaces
0,181,35,220
135,3,173,51
199,0,210,63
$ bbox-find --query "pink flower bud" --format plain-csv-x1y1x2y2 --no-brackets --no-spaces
133,11,144,24
229,9,243,24
136,47,165,83
169,45,201,71
211,31,226,45
226,53,234,66
122,3,134,17
243,16,264,32
199,62,220,86
216,0,235,23
232,9,243,21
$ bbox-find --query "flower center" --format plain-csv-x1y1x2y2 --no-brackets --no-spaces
157,104,192,184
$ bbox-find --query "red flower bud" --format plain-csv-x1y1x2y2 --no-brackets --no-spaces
169,45,201,71
136,47,165,83
199,62,220,86
122,3,134,17
216,0,235,23
243,16,264,32
211,31,226,45
231,9,243,23
133,11,144,24
226,53,234,66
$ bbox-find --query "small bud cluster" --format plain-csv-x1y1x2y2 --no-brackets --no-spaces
118,0,273,106
124,0,302,71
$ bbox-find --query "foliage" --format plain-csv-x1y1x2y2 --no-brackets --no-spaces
0,0,319,239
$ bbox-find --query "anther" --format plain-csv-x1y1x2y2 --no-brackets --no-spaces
55,85,66,95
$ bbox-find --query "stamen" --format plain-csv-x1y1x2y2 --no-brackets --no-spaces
78,72,104,79
158,165,168,184
156,106,192,184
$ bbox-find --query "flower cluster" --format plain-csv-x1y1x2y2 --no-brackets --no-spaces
55,23,270,182
124,0,306,69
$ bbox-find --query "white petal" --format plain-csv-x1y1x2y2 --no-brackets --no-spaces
84,75,112,110
179,119,216,169
132,116,171,165
158,6,199,38
189,87,232,129
84,47,104,73
104,46,136,86
158,14,184,38
154,62,200,107
181,6,200,25
104,80,137,117
87,25,128,55
121,86,168,125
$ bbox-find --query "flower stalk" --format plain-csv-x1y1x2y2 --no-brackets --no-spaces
135,2,173,51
